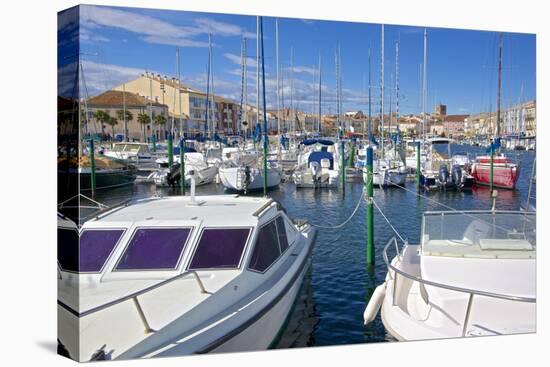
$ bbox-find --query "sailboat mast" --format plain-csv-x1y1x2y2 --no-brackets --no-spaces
256,17,260,134
396,41,400,135
244,38,248,142
204,36,211,138
123,83,127,141
368,48,372,141
290,47,294,134
422,29,427,141
276,18,281,136
318,53,322,134
149,78,153,143
380,24,385,158
260,16,269,196
312,62,316,133
177,47,182,139
209,34,216,138
496,32,502,138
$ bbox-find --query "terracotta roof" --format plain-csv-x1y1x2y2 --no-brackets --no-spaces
443,114,469,122
87,90,167,108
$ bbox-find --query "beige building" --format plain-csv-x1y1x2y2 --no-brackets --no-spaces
464,100,536,138
86,90,168,141
112,73,239,137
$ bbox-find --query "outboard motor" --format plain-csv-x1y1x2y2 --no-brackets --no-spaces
309,161,321,181
438,164,449,189
451,164,462,189
166,162,181,187
243,165,251,193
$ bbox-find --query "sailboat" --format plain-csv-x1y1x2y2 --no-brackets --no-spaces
364,25,407,187
471,33,520,190
218,16,282,193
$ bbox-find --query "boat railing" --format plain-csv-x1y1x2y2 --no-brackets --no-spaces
383,237,536,337
70,270,211,334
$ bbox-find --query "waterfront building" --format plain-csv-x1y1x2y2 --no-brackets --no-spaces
112,73,240,137
86,90,168,141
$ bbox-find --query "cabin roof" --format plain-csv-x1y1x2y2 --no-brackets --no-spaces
87,195,273,227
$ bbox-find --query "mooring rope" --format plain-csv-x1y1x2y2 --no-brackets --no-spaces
308,176,371,229
371,198,407,243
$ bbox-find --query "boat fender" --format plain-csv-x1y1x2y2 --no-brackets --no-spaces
363,283,386,325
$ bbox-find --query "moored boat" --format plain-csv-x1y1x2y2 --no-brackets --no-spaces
364,210,536,340
57,194,317,361
471,154,519,190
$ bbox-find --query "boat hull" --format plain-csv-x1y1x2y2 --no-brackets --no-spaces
472,162,519,190
219,166,281,192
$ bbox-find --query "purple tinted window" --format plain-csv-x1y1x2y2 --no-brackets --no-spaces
116,228,191,270
58,228,79,272
276,217,289,252
189,228,251,269
248,222,281,272
80,230,124,272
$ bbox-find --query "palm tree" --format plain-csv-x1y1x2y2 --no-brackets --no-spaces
93,110,110,140
116,109,133,140
137,113,151,142
153,114,167,141
105,116,118,142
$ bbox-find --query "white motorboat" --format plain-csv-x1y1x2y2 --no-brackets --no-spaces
219,161,282,192
292,150,339,188
150,152,218,187
292,139,341,188
364,158,407,187
57,194,316,361
363,210,536,340
103,142,159,172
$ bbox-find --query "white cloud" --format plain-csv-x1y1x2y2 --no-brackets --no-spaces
224,52,257,69
77,5,255,48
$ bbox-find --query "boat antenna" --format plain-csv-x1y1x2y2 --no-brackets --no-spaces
276,18,281,137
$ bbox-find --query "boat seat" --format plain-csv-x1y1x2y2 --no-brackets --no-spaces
320,158,331,169
478,238,533,251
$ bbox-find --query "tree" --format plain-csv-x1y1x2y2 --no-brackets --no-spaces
116,109,133,140
105,116,118,141
93,110,111,140
137,113,151,142
153,114,167,141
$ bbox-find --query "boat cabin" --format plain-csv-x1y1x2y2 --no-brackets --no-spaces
57,195,314,361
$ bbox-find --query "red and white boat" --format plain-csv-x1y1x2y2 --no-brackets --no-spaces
471,154,519,190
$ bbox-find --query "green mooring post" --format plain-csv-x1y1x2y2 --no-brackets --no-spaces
348,141,355,168
89,138,96,198
416,141,421,190
366,146,375,265
152,133,156,153
167,133,174,169
341,140,346,188
179,139,185,195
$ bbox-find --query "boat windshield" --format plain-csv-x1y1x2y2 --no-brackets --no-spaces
58,228,125,273
422,211,536,259
188,228,251,270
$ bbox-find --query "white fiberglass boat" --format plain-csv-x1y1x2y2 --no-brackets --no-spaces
364,210,536,340
292,139,341,188
103,142,158,171
219,161,282,192
150,152,218,187
57,194,316,361
364,158,407,187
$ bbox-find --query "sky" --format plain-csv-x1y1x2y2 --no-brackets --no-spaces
58,5,536,116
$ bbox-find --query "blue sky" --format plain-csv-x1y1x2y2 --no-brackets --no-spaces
58,5,536,116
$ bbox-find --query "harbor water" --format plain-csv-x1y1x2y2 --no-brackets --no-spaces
91,145,536,349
